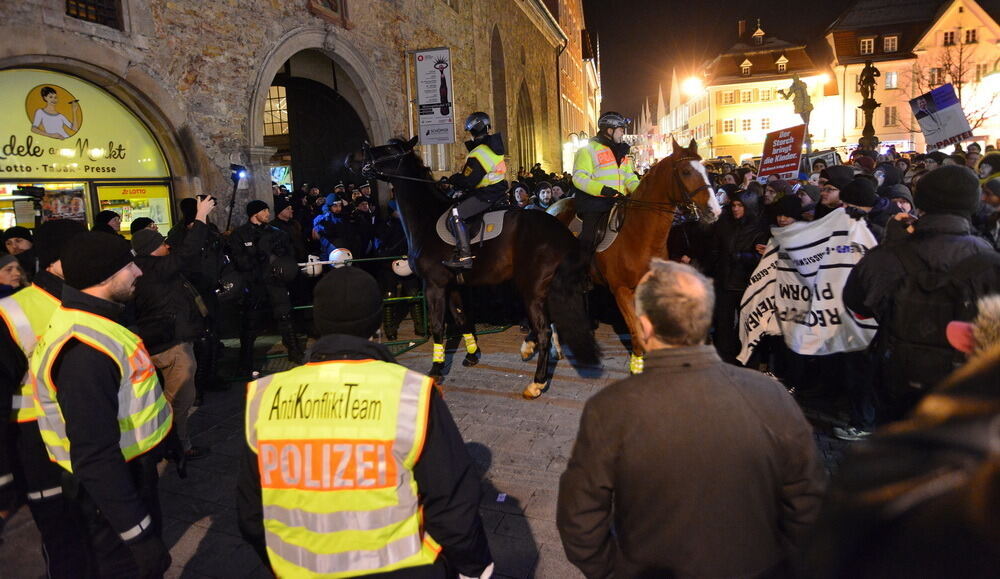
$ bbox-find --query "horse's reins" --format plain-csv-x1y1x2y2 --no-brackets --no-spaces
361,145,440,185
618,156,710,220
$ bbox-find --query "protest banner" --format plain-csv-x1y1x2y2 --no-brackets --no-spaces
909,84,973,152
757,124,806,182
737,208,879,364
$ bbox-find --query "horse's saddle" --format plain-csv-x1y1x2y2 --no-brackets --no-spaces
436,210,507,246
567,202,625,253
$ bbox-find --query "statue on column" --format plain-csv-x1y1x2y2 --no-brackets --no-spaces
777,73,813,126
858,60,881,102
857,60,882,151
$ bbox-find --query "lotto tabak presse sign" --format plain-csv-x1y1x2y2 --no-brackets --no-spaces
757,124,806,182
0,69,170,180
414,48,455,145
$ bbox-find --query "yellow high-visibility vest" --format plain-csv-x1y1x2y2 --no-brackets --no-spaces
245,359,441,578
467,144,507,189
572,140,640,196
0,285,59,422
30,307,172,471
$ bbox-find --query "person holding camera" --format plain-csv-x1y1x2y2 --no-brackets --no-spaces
132,195,216,461
228,200,303,375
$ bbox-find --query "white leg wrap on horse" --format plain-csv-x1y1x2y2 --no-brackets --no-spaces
433,343,445,363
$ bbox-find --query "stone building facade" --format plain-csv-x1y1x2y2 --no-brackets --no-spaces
0,0,577,226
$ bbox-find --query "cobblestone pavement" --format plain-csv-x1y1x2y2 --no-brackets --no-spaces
1,324,848,578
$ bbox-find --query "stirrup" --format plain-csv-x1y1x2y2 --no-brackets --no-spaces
442,255,474,269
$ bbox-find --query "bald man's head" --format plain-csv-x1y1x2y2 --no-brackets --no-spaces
636,259,715,347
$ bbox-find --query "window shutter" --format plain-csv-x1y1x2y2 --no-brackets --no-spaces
717,91,723,105
717,119,723,133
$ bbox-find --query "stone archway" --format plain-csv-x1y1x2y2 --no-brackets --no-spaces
248,26,391,202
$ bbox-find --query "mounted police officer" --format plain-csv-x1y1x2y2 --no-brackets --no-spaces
442,111,508,269
572,111,640,261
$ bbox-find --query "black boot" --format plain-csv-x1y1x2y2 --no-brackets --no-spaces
383,292,399,341
442,215,474,269
278,315,305,364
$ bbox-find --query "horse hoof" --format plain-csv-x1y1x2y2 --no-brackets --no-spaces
520,340,537,362
463,349,481,367
522,383,545,400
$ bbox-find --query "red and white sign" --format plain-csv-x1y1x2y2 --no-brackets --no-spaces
758,124,806,182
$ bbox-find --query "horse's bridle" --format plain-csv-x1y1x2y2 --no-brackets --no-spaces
360,142,439,184
621,155,711,221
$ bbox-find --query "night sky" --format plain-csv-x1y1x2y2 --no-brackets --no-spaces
581,0,846,121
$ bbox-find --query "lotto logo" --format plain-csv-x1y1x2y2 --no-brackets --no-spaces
258,438,396,491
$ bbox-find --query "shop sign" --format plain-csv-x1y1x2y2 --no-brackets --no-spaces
413,48,455,145
96,184,172,231
0,69,170,180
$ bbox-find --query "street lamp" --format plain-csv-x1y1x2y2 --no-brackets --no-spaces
682,76,712,157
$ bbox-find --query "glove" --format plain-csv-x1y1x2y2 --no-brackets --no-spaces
128,534,172,578
600,186,621,198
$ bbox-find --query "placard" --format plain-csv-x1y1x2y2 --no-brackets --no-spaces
758,124,806,182
910,84,973,152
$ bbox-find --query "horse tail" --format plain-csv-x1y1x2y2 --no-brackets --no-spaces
547,243,601,366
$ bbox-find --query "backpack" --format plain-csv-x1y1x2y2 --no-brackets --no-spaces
883,243,982,394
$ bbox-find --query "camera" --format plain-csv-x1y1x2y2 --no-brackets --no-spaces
197,194,218,203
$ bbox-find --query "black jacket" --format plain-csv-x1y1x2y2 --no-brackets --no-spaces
165,220,226,298
236,334,492,578
50,286,165,542
227,221,294,287
847,196,902,242
709,192,767,291
134,221,209,354
272,216,307,261
843,214,997,321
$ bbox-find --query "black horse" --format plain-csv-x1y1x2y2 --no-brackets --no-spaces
351,137,599,398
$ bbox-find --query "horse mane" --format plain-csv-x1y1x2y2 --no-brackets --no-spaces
631,152,676,202
397,149,453,206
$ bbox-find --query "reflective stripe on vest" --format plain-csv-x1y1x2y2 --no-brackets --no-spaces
31,308,172,471
468,144,507,188
0,286,59,423
246,360,440,577
574,141,634,195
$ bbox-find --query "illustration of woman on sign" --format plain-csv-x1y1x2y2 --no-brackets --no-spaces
31,86,80,140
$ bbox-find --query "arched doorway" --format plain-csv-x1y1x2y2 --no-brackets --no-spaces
516,82,536,172
263,49,370,193
490,26,509,143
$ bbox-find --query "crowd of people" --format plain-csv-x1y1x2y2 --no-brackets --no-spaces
1,127,1000,577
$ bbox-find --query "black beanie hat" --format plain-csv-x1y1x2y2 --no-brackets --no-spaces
2,226,33,244
819,166,854,190
774,194,804,221
313,267,383,338
179,198,198,224
840,178,879,207
62,232,135,290
131,228,166,257
246,200,269,220
914,166,981,218
94,210,120,226
274,196,292,215
984,179,1000,197
130,217,155,234
886,184,914,206
33,219,87,270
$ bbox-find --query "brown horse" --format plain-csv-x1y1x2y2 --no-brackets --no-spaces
547,138,721,372
351,137,600,399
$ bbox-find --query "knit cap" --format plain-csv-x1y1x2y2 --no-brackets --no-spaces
62,232,135,290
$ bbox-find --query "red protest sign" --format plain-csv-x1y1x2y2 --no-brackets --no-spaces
758,124,806,181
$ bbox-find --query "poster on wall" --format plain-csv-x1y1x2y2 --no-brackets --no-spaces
41,187,87,222
413,48,455,145
96,184,171,233
910,84,973,152
758,124,806,182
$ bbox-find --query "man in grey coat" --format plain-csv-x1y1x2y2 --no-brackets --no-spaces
557,259,826,579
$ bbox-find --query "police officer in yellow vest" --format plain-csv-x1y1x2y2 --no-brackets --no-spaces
30,231,173,578
441,111,508,269
572,111,640,259
238,266,494,578
0,220,90,578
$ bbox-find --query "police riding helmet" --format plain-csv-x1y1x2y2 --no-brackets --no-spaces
598,111,630,131
464,112,491,137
